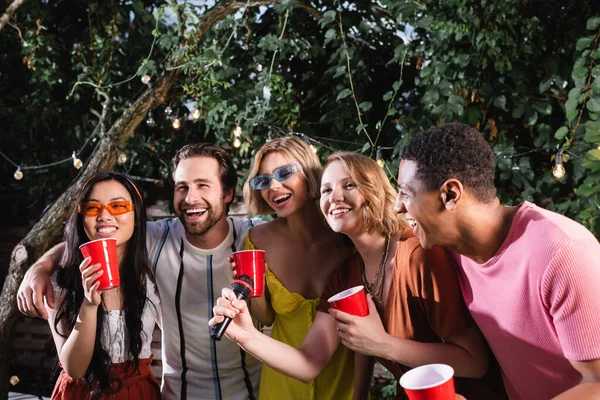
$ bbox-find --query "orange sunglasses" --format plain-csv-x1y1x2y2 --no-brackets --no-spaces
77,200,135,217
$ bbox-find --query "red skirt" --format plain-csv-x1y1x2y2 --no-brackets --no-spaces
51,356,160,399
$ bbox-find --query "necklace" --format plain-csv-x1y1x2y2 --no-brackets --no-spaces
360,234,390,311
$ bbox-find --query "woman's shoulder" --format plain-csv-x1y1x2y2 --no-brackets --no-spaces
248,218,283,246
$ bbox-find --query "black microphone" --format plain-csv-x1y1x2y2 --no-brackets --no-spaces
211,275,254,341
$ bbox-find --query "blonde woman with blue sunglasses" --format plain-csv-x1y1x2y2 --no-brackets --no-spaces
237,135,366,400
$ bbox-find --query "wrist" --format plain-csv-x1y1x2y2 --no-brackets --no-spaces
239,324,261,348
376,332,395,360
81,301,99,312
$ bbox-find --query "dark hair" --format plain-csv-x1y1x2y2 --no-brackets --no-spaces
172,143,237,212
54,171,154,399
400,123,497,202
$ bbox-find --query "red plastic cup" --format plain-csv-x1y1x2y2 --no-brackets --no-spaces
79,238,120,290
232,250,265,297
327,285,369,317
399,364,455,400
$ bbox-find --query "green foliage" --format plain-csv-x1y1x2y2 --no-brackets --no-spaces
2,0,600,235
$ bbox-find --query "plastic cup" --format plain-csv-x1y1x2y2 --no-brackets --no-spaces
79,238,120,290
327,285,369,317
232,250,265,297
399,364,455,400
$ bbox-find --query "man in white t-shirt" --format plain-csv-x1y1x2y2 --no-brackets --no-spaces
18,143,262,400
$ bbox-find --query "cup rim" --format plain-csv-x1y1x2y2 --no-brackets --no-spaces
399,363,454,390
327,285,364,303
79,237,117,250
232,249,266,255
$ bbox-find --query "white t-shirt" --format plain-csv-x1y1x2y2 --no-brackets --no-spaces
147,217,262,400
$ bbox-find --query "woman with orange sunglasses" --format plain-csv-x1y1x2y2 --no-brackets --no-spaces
46,171,161,399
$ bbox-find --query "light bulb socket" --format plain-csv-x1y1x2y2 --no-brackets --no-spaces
555,150,563,166
376,148,383,161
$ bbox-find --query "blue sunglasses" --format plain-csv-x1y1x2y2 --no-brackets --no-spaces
250,164,299,190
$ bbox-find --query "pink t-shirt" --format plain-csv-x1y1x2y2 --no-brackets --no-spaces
450,201,600,400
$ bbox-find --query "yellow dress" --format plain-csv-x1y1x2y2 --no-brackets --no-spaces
246,233,355,400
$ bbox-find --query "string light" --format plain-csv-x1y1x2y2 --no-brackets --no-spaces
233,125,242,137
14,167,23,180
192,108,201,120
310,144,318,153
165,106,173,116
376,147,384,167
146,110,156,127
233,137,242,148
72,152,83,170
172,117,181,130
141,75,151,84
553,149,566,179
118,153,128,164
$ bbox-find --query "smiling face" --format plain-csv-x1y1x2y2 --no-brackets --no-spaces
320,160,366,236
258,152,309,218
83,180,135,253
395,159,447,249
173,156,232,237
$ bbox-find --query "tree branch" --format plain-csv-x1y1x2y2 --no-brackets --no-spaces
0,0,27,32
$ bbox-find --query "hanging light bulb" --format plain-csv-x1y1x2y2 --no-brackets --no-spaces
118,153,128,164
141,75,151,84
552,150,566,179
172,117,181,130
146,110,156,127
9,376,19,386
376,148,384,167
14,167,23,180
192,108,201,120
233,137,242,148
233,125,242,137
310,144,318,153
597,144,600,151
72,151,83,170
165,106,173,116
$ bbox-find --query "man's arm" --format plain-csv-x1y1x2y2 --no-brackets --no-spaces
552,359,600,400
17,242,65,319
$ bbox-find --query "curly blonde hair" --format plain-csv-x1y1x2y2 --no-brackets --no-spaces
324,152,409,235
244,135,322,215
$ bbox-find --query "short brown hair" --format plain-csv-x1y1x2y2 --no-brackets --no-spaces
324,152,408,236
172,143,237,212
244,136,322,215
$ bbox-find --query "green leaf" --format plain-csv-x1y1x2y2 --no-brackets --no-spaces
383,91,394,101
492,95,507,110
359,101,372,112
586,16,600,30
532,100,552,115
361,142,371,153
539,75,554,93
512,99,525,118
576,36,595,51
554,126,569,140
392,80,402,92
576,182,598,197
336,88,352,101
572,66,589,80
587,97,600,113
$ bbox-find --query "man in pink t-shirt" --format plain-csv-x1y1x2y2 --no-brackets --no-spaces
394,122,600,399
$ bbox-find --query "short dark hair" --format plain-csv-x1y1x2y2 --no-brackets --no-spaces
400,123,496,202
172,143,237,211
